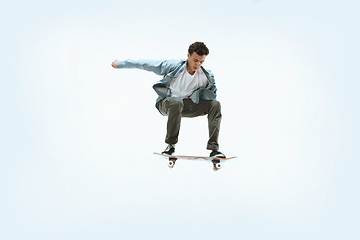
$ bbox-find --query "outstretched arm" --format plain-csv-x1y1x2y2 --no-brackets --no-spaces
111,59,181,76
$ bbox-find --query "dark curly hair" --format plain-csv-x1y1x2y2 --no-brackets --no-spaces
188,42,209,56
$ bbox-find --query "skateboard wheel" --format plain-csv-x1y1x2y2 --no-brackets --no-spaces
216,163,222,169
168,160,176,168
213,162,222,171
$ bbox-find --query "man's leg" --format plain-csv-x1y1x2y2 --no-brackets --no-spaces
157,97,184,145
206,100,222,151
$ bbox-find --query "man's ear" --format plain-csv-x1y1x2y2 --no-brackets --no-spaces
187,53,190,58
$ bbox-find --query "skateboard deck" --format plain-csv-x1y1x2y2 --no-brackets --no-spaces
153,152,237,171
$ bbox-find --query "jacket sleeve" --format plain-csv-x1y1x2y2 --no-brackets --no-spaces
116,59,180,76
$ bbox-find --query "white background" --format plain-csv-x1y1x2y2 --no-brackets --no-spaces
1,0,359,239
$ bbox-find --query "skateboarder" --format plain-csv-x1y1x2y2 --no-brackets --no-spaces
111,42,226,158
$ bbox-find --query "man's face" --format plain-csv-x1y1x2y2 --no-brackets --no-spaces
187,52,207,74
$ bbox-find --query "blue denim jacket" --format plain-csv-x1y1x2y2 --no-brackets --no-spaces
116,59,217,104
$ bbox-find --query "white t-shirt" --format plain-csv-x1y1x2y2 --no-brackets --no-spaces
169,68,208,99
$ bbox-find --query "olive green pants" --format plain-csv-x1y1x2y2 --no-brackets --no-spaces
156,97,222,150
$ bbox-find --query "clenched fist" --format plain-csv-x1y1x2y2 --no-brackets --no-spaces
111,60,118,68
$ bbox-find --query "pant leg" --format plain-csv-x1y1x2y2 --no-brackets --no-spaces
206,100,222,151
156,97,184,145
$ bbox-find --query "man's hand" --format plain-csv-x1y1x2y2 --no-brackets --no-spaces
111,60,118,68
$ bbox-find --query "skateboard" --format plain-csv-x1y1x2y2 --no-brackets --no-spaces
153,152,237,171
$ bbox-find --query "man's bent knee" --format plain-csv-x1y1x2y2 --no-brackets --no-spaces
210,100,221,111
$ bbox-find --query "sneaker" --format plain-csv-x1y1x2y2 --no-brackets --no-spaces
210,150,226,158
162,144,175,156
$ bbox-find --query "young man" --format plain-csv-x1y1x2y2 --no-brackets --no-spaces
111,42,226,158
